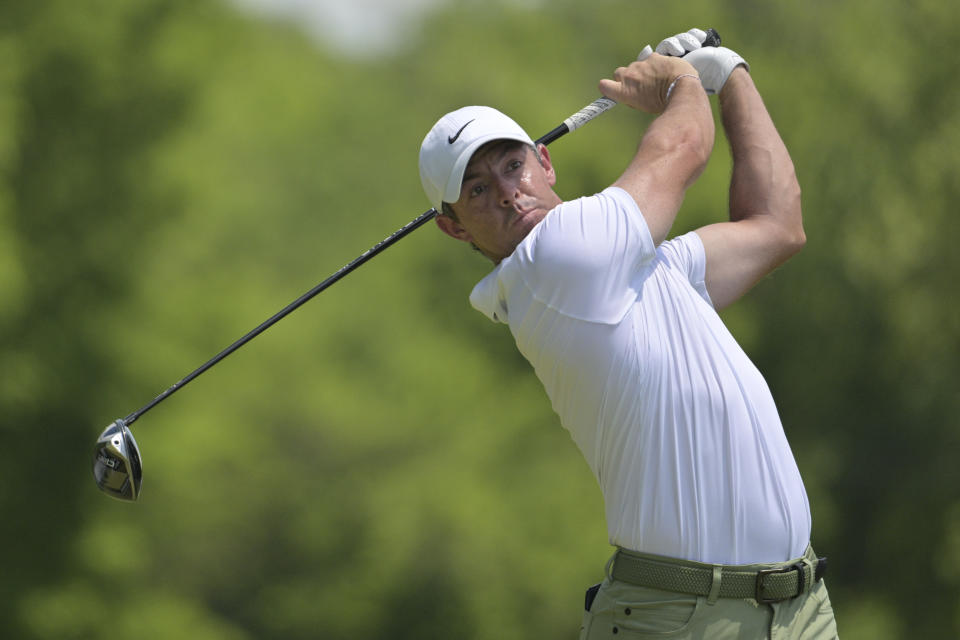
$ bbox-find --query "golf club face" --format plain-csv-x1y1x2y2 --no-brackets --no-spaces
92,420,143,501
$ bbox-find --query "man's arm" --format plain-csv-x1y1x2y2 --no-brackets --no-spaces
599,55,715,245
695,68,805,310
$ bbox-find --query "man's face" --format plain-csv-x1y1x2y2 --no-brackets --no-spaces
436,140,562,263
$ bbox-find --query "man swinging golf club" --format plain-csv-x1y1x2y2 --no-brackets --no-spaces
419,28,839,639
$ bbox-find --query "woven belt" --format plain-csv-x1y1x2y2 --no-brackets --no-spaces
610,548,828,604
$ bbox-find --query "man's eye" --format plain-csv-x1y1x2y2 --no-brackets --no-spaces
508,160,522,171
470,184,487,197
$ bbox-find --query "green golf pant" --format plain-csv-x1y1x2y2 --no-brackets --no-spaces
579,551,839,639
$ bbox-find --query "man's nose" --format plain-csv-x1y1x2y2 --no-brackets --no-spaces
494,176,517,208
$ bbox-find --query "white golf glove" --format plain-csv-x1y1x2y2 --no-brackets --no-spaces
655,28,748,95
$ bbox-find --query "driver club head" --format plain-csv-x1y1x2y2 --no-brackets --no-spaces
92,419,143,501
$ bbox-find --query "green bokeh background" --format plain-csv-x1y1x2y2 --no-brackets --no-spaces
2,1,958,638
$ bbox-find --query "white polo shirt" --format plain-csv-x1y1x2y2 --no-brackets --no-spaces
470,187,811,565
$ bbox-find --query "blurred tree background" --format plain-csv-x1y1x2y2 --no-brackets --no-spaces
1,0,957,637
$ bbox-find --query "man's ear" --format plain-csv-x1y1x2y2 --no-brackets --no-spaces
536,143,557,187
435,212,473,244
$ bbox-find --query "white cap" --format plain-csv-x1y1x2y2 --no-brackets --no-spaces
419,106,534,211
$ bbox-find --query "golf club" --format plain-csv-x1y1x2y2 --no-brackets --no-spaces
92,29,721,501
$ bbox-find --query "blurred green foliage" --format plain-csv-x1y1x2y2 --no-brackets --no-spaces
1,0,958,638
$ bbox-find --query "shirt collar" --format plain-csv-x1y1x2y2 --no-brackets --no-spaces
469,263,508,323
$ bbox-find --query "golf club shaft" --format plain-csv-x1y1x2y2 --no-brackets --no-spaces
123,30,721,426
123,102,606,426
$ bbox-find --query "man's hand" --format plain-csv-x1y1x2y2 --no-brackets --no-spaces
655,28,748,95
598,54,700,114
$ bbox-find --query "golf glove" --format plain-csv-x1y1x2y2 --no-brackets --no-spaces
655,28,748,95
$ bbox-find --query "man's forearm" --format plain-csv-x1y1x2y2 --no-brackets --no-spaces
647,76,715,164
627,78,714,243
719,69,803,242
603,58,715,245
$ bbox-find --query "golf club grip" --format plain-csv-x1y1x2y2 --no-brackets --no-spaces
537,28,721,146
120,29,721,426
703,28,722,48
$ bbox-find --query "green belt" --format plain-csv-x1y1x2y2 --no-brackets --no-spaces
610,546,828,604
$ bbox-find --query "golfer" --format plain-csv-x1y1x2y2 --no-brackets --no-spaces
419,29,838,639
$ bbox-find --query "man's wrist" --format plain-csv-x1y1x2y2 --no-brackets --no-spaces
718,65,750,102
666,74,701,101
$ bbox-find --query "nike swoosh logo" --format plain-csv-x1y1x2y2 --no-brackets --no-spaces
448,119,475,144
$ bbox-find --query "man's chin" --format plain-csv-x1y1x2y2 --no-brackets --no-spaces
513,209,547,235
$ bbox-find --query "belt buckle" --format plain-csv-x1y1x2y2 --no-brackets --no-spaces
755,561,805,604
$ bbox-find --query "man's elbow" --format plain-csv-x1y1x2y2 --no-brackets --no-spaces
780,181,805,257
673,125,714,187
653,110,714,179
686,116,715,173
782,226,806,260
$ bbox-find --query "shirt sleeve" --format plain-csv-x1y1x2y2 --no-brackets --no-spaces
512,186,657,324
660,231,714,307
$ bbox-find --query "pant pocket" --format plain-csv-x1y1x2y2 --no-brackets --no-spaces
610,588,701,636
